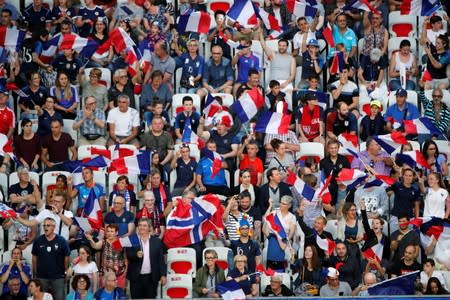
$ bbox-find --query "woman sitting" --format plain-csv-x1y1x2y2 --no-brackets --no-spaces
50,71,79,119
66,274,94,300
226,255,257,298
193,249,225,298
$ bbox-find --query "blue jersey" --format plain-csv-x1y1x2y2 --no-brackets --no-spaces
180,52,205,79
237,54,261,83
23,5,51,28
77,6,105,37
75,183,105,209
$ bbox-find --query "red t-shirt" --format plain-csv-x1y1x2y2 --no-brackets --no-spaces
239,155,264,186
0,106,15,135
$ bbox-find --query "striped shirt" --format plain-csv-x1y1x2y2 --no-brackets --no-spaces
75,108,106,136
419,90,450,134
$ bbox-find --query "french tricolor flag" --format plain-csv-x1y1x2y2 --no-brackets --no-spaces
316,234,336,255
203,93,222,118
255,111,291,134
286,170,316,201
182,116,204,149
319,171,333,204
39,35,61,64
218,31,240,49
0,27,25,53
217,280,246,300
396,150,431,169
0,203,17,219
204,149,223,178
337,133,359,157
139,43,152,74
373,132,408,154
330,51,345,75
112,233,141,251
403,117,441,136
90,147,113,161
400,0,442,16
177,11,211,34
343,0,381,15
322,22,335,48
230,88,264,123
265,212,287,240
286,0,318,17
227,0,258,28
364,174,396,188
258,9,281,32
59,34,99,57
83,189,103,230
335,168,367,189
363,242,384,268
110,151,151,175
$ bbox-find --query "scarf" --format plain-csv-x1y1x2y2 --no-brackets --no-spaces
113,186,131,211
157,184,167,212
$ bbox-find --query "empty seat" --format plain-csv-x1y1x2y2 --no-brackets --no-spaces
167,247,197,277
162,274,193,299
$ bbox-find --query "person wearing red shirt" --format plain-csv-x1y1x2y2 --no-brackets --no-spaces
0,89,15,173
298,92,325,145
238,136,263,187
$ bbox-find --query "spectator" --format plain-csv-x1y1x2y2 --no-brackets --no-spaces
328,13,357,59
422,139,449,177
108,69,136,109
2,202,38,251
422,34,450,90
420,15,447,47
143,100,171,132
198,45,233,98
49,71,78,119
106,94,140,147
141,70,173,111
391,245,422,277
420,259,447,293
70,245,99,293
73,96,107,146
66,274,94,300
326,102,358,140
360,11,388,63
327,43,357,84
298,92,325,144
352,272,378,296
390,214,420,264
139,169,172,216
68,168,106,215
174,95,201,140
8,166,40,210
292,17,317,66
140,115,174,167
262,275,295,297
264,127,300,166
108,175,138,214
89,17,112,67
258,168,292,213
418,88,450,139
0,88,14,139
76,0,106,37
126,218,166,299
173,39,204,93
45,174,69,208
36,96,63,138
359,100,385,141
388,39,418,91
50,0,76,32
351,137,393,176
355,183,389,220
237,137,263,187
226,255,257,298
231,170,260,208
329,65,360,117
420,172,450,219
267,138,296,180
319,267,352,297
81,68,109,112
23,0,51,29
170,144,197,197
0,0,18,21
425,277,449,295
135,191,166,238
205,115,239,169
93,272,127,300
19,71,48,119
27,279,53,300
329,241,361,290
13,120,41,172
143,41,176,88
357,48,387,99
52,49,82,84
207,10,233,59
194,249,226,298
109,0,143,31
235,69,263,100
142,0,172,35
298,39,325,89
223,197,248,243
0,277,27,300
31,218,70,300
232,38,261,96
0,247,32,296
230,216,261,273
104,195,135,237
291,245,322,296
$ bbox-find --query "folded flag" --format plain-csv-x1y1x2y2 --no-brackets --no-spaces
164,194,224,248
265,212,287,240
368,270,419,295
400,0,442,16
255,111,291,134
286,170,316,201
231,88,264,123
203,149,223,178
203,93,222,118
396,150,431,169
177,11,211,34
255,263,276,276
316,234,336,255
110,150,151,175
335,168,367,189
373,132,408,154
112,233,141,251
0,203,17,219
227,0,258,29
217,280,246,300
322,22,335,48
39,35,61,64
83,189,103,230
286,0,318,17
0,26,26,53
403,117,441,136
343,0,381,14
330,51,345,75
318,171,333,204
258,9,281,32
337,133,359,157
59,34,99,57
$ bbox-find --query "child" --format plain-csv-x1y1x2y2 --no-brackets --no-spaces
359,100,386,141
143,99,170,132
266,80,286,109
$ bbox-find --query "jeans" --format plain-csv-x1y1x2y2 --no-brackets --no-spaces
389,79,416,91
179,87,199,94
20,111,39,120
39,278,65,300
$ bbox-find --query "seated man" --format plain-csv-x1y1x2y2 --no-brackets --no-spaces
0,277,27,300
196,139,230,197
232,38,261,96
73,96,107,146
140,116,174,168
104,195,135,238
391,245,422,277
329,65,359,118
319,267,352,297
351,137,393,176
141,70,173,112
8,166,40,211
143,41,176,88
384,88,420,133
326,101,357,140
106,94,140,147
262,275,294,297
357,48,387,99
174,95,201,141
41,119,77,171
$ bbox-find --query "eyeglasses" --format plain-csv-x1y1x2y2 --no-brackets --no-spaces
205,257,217,260
432,94,443,98
119,75,128,78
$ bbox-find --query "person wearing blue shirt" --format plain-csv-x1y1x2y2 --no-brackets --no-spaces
93,272,127,300
0,247,32,296
104,195,135,238
19,72,48,120
329,12,357,60
173,39,205,94
384,88,420,132
232,38,261,94
0,1,19,21
68,168,106,214
174,95,201,140
23,0,51,29
76,0,106,37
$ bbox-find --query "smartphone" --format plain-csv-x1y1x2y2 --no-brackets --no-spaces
45,205,53,210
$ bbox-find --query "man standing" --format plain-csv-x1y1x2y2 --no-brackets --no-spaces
126,218,166,299
230,218,261,273
258,168,292,213
73,96,107,146
31,218,70,300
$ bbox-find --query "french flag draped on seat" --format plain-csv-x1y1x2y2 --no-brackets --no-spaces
203,93,222,118
59,34,99,58
227,0,258,28
217,280,246,300
0,27,25,53
112,233,141,251
203,149,223,178
265,212,287,240
373,132,408,154
286,170,316,201
400,0,442,15
330,51,345,75
343,0,381,14
403,117,441,136
230,88,264,123
335,168,368,189
83,189,103,230
110,151,151,175
163,194,224,248
396,150,431,169
255,111,291,134
177,11,211,34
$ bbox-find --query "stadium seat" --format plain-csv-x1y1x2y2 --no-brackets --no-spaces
325,219,338,240
442,271,450,291
388,11,417,38
202,247,232,275
206,0,233,13
108,171,139,196
434,140,450,163
84,68,112,89
296,142,325,163
260,273,291,291
388,90,418,108
388,37,417,59
211,93,234,108
63,119,78,145
167,247,197,277
234,169,240,187
0,173,7,196
224,169,231,188
171,94,201,120
162,274,193,299
169,170,177,193
424,89,450,107
1,250,11,264
42,171,71,199
78,145,108,160
9,171,40,187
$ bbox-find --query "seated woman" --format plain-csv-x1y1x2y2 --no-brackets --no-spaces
193,249,226,298
45,174,70,209
36,96,64,138
170,144,197,197
267,138,296,180
422,139,448,178
135,191,166,238
70,245,99,293
66,274,94,300
13,119,41,172
50,71,79,119
291,245,323,296
388,39,418,91
81,68,109,112
425,277,449,295
422,34,450,90
359,100,385,142
226,255,257,298
28,279,53,300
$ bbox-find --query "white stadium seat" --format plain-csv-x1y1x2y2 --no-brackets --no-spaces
162,274,193,299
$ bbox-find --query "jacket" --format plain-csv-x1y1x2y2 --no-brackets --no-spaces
193,265,226,297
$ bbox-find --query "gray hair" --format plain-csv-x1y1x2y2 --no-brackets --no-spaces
17,166,29,174
143,190,155,200
117,94,130,103
114,68,127,79
271,275,283,282
103,271,116,284
280,195,293,206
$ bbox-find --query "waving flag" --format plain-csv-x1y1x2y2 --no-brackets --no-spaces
368,271,419,295
396,150,431,169
90,147,113,161
227,0,258,29
373,132,408,154
59,34,99,57
164,194,224,248
138,41,152,74
177,11,211,34
286,0,318,17
258,8,282,32
203,149,223,178
362,241,383,268
39,35,61,64
0,203,17,219
110,151,151,175
0,27,25,53
410,217,445,240
255,264,276,276
335,168,367,189
83,189,103,230
255,111,291,134
364,174,396,188
231,88,264,123
203,93,222,118
330,51,345,75
63,156,109,173
400,0,442,15
286,170,316,201
0,133,13,156
112,233,141,251
265,212,287,240
322,22,335,48
316,234,336,255
218,31,240,49
111,143,138,161
403,117,441,136
217,280,246,300
182,116,204,149
343,0,381,14
319,171,333,204
337,133,359,157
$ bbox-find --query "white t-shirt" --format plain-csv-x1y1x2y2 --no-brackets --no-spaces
420,270,447,291
106,107,140,136
35,208,73,240
28,292,53,300
293,30,316,53
423,188,449,219
427,29,447,45
73,261,99,289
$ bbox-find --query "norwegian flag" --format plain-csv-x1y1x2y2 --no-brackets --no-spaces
373,132,408,154
330,51,345,75
396,150,431,169
203,149,223,178
319,170,333,204
163,194,224,248
286,170,316,202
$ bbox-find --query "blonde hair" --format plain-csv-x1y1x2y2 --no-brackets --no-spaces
55,72,73,101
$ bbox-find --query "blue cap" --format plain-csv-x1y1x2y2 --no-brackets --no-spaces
239,218,250,228
307,39,319,47
396,88,407,97
237,44,250,50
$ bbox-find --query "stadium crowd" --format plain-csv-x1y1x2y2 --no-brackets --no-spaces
0,0,449,299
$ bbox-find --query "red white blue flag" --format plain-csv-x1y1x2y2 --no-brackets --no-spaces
177,11,211,34
400,0,442,16
227,0,259,29
373,132,408,154
83,189,103,230
335,168,368,189
396,150,431,169
231,88,264,123
403,117,441,136
255,111,291,134
265,212,287,240
286,170,316,201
